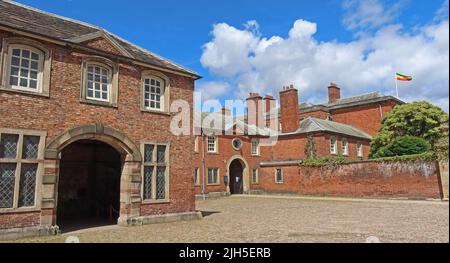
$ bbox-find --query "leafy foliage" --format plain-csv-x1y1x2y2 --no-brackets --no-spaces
370,102,449,158
302,155,350,167
304,134,317,160
371,136,431,158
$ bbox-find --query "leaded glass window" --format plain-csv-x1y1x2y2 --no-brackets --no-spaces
142,143,169,201
0,134,19,159
0,163,16,208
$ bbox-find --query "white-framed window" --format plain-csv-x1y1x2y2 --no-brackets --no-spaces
143,76,165,111
7,45,43,93
207,168,219,185
252,168,259,184
357,142,364,158
342,138,349,156
207,136,217,153
330,136,338,155
251,138,260,156
194,136,199,153
194,167,200,186
142,143,169,202
86,63,111,102
0,129,46,211
275,168,283,184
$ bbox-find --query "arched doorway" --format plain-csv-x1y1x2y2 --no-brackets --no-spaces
229,159,244,195
56,140,122,230
44,124,143,230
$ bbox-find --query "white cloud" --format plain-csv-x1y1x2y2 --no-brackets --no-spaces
200,4,449,111
196,81,230,101
342,0,403,31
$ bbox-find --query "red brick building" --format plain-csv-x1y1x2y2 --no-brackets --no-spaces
194,84,403,197
0,1,201,239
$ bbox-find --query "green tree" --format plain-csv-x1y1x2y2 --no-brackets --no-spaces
370,101,449,158
372,136,431,158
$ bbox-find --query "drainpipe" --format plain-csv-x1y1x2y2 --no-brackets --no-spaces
379,103,384,119
201,130,207,200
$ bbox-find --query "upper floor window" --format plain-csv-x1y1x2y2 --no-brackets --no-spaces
143,77,165,111
86,64,111,102
1,38,52,97
342,138,349,156
251,139,260,156
207,136,218,153
8,47,43,92
80,57,118,107
330,136,338,155
141,71,170,113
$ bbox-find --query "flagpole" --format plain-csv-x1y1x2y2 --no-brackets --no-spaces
395,74,399,99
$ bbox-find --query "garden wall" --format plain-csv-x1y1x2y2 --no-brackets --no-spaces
258,160,444,199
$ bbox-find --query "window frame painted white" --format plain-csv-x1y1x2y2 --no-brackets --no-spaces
142,75,165,112
251,138,260,156
275,168,284,184
330,136,338,155
252,168,259,184
342,137,349,156
207,167,220,185
7,44,44,94
85,62,112,103
207,136,218,153
194,167,200,186
357,142,364,158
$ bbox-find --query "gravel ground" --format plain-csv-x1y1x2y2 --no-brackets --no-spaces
9,195,449,243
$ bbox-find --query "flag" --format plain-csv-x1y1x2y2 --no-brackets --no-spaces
396,73,413,81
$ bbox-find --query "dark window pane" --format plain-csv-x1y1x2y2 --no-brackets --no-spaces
144,144,154,163
143,166,153,200
22,136,40,160
12,49,21,56
31,52,39,60
157,146,166,163
9,76,18,86
11,57,20,66
10,67,19,77
22,50,30,58
0,134,19,159
21,59,29,68
20,78,28,87
18,164,37,207
156,166,166,200
0,163,16,208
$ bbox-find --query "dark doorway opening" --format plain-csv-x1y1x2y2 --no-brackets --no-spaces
57,140,122,232
229,159,244,195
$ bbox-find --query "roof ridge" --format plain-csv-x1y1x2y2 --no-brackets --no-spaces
3,0,101,31
3,0,199,77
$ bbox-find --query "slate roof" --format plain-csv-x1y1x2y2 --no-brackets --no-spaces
300,92,403,112
282,117,372,139
0,0,200,78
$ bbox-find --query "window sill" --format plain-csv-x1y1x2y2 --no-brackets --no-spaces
141,108,171,116
0,207,41,214
0,86,49,98
207,152,220,155
80,98,118,108
142,199,170,205
251,154,261,157
207,183,221,186
275,181,284,184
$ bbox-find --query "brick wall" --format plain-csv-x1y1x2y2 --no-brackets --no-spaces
258,161,442,199
0,30,196,229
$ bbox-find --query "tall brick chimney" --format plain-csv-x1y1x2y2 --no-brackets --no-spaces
246,92,263,128
264,95,276,115
328,83,341,103
279,85,300,133
221,107,231,116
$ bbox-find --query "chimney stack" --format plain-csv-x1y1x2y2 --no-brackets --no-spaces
221,107,231,116
279,85,300,133
246,92,263,128
328,83,341,103
264,95,275,115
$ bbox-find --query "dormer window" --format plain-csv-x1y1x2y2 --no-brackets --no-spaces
86,64,111,102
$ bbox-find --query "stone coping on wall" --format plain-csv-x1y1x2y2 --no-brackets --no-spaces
0,225,59,241
123,211,203,227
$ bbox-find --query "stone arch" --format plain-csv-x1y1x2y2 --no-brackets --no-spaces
45,123,142,162
226,155,250,194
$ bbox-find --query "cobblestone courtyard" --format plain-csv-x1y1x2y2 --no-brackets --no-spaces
11,196,449,243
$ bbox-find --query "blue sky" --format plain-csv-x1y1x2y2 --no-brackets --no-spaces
13,0,450,111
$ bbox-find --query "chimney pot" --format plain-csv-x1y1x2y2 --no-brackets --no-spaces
328,83,341,103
